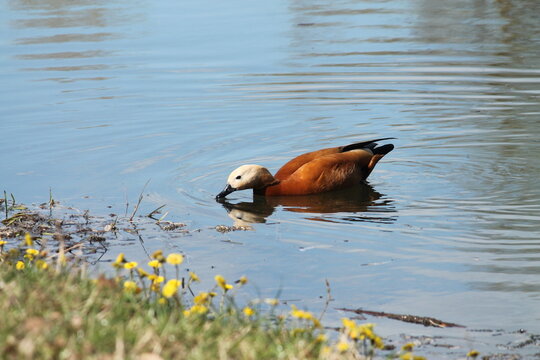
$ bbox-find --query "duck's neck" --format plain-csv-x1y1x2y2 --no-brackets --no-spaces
253,179,280,196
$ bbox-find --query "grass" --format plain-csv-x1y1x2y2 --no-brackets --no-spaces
0,239,393,360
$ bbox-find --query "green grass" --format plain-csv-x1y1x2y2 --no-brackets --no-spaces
0,263,329,359
0,241,391,360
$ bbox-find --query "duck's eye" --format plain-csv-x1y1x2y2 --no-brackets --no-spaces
235,175,242,180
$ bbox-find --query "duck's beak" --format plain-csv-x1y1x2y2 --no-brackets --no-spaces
216,184,236,199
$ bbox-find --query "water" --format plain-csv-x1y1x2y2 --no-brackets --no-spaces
2,0,540,356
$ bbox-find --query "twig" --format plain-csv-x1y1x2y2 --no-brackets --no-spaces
337,308,465,328
3,190,7,219
124,193,129,218
147,204,166,219
129,180,150,222
49,187,55,216
318,279,333,321
156,211,169,224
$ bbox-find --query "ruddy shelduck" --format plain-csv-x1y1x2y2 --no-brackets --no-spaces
216,138,394,199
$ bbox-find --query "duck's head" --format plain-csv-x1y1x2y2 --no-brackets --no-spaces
216,164,277,199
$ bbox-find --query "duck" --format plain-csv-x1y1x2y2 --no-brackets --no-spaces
216,138,394,199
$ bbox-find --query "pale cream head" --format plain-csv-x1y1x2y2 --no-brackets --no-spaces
216,164,277,198
226,164,274,190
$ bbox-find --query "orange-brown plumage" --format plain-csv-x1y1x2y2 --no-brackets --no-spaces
216,138,394,199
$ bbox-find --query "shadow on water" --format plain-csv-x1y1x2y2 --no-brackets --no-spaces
217,183,396,226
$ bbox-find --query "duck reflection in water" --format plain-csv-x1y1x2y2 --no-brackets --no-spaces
216,182,396,227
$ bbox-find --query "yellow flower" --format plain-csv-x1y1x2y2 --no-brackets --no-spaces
151,250,164,260
123,281,138,293
124,261,138,270
113,253,125,268
148,260,162,268
24,254,35,261
373,335,384,349
342,318,356,331
24,233,33,246
215,275,233,291
237,275,248,285
166,253,184,265
158,297,167,305
400,353,426,360
243,307,255,317
336,340,349,352
16,261,25,270
315,334,327,343
162,279,181,298
26,248,40,256
189,271,200,282
36,260,49,270
0,240,7,246
194,292,211,305
150,283,161,293
152,276,165,284
467,350,480,358
184,305,208,317
137,267,150,278
402,343,415,352
290,305,321,327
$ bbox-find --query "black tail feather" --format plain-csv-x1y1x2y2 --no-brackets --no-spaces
341,137,395,153
373,143,394,155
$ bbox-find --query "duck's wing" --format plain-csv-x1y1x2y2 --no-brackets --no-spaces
274,138,395,181
267,151,371,195
274,146,341,181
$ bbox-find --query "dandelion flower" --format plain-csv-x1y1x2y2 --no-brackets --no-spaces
402,343,415,352
315,334,327,343
123,280,138,293
137,268,150,278
36,260,48,270
400,353,426,360
124,261,138,270
184,305,208,317
162,279,181,298
336,340,349,352
237,275,248,285
194,292,211,305
113,253,125,268
151,250,164,260
467,350,480,358
290,305,321,328
0,240,7,246
158,297,167,305
342,318,356,331
26,248,40,256
166,253,183,265
373,335,384,349
16,261,25,270
24,233,33,246
189,271,200,282
243,307,255,317
215,275,233,291
148,260,162,268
